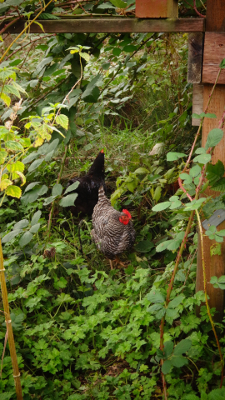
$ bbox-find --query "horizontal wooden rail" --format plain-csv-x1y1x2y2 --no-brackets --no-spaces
2,18,205,34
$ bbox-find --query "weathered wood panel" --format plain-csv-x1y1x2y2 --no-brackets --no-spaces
136,0,178,18
206,0,225,32
196,84,225,321
187,32,204,84
202,32,225,84
3,18,205,34
192,84,203,126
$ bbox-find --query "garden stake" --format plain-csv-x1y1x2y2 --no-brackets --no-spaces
0,238,23,399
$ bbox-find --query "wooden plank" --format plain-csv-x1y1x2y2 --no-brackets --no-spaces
206,0,225,31
136,0,177,18
192,84,203,126
3,18,205,34
196,84,225,321
202,32,225,84
187,32,204,84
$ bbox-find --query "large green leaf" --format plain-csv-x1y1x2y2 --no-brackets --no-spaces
81,75,101,103
64,181,80,194
5,140,23,152
208,388,225,400
207,160,224,186
19,231,33,247
28,158,44,172
205,128,224,150
173,339,192,356
193,153,211,164
152,202,171,212
21,185,48,204
13,219,29,230
31,210,42,226
167,152,187,161
59,193,78,207
161,360,172,374
2,229,22,243
52,183,63,196
135,240,154,253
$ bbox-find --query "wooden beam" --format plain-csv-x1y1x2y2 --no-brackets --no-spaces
2,18,205,34
187,32,204,84
196,0,225,321
197,85,225,320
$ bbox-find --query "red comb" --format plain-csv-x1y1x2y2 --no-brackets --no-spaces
122,209,131,219
101,149,104,153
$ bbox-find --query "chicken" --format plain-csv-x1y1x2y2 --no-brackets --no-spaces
65,150,105,217
91,185,136,268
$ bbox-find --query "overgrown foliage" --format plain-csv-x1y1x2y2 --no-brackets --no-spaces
1,2,225,399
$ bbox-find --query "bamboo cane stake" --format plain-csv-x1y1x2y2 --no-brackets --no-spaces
0,238,23,400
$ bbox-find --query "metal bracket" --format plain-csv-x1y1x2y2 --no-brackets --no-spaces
202,209,225,230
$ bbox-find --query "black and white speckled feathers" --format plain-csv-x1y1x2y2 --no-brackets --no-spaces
91,186,136,259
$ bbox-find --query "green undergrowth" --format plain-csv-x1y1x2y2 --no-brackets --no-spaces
1,24,225,400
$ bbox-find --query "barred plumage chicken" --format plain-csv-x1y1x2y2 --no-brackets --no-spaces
91,186,136,268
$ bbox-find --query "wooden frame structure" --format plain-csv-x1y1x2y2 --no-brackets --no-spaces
2,0,225,320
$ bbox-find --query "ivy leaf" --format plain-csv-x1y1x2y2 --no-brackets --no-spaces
56,114,69,130
59,193,78,207
205,128,223,150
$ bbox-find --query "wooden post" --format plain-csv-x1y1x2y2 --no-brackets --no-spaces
196,0,225,321
135,0,178,18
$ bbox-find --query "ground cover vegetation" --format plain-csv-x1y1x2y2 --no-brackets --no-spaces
2,1,225,399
